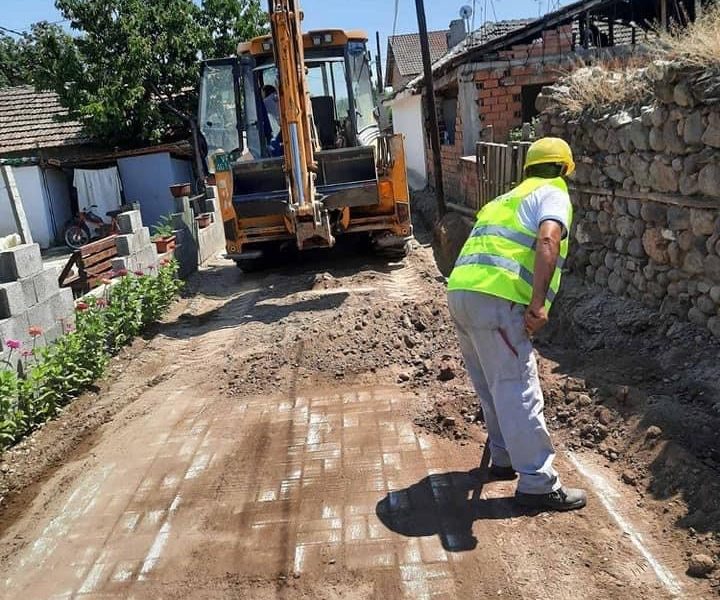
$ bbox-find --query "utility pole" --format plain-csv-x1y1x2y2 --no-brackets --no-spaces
1,164,32,244
375,31,384,96
415,0,446,217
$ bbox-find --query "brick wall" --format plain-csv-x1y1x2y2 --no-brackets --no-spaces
425,25,574,205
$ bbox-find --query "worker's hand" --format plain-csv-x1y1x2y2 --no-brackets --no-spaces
524,302,548,337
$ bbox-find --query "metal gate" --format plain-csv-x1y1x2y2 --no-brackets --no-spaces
476,141,532,208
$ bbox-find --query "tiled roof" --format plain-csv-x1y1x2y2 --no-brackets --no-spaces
0,86,89,155
388,30,449,78
401,20,534,93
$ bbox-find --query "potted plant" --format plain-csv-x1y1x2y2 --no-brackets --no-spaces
151,215,177,254
169,183,192,198
195,213,212,229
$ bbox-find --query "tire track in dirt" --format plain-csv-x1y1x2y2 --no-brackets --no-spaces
0,251,709,598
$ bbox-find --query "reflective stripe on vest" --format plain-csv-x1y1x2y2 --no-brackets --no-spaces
447,176,572,309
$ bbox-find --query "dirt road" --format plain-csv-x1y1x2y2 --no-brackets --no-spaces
0,244,711,598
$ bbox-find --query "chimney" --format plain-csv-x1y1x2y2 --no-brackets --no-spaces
447,19,467,49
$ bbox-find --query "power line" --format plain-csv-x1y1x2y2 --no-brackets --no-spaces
0,25,25,37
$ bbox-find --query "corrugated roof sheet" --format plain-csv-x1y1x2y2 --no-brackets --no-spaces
388,30,449,78
0,86,89,155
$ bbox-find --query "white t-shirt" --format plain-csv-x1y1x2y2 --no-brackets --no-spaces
516,183,572,239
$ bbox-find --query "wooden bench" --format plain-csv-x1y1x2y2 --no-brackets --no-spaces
58,236,119,297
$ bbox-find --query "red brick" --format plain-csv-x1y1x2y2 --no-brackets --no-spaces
484,79,499,89
479,89,493,99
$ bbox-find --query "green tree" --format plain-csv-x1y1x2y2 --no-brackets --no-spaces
0,23,73,88
38,0,267,146
199,0,267,59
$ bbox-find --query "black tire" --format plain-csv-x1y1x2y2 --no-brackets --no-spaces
234,242,285,272
64,224,90,249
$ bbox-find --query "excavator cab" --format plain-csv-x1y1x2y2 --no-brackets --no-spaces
199,25,412,268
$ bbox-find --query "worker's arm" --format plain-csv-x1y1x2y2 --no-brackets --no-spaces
524,220,563,336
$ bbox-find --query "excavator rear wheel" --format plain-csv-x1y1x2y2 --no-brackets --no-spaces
234,242,285,273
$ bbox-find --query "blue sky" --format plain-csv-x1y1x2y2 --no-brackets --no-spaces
2,0,566,58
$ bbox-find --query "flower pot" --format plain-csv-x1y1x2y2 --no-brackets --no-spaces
153,235,176,254
196,214,212,229
169,183,192,198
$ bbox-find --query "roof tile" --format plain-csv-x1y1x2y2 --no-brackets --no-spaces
0,85,89,155
388,31,449,78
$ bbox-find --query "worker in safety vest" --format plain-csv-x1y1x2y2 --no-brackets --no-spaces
447,137,586,512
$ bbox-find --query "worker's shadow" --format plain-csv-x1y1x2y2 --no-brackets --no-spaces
375,470,536,552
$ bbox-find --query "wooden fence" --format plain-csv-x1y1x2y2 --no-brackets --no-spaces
476,141,532,209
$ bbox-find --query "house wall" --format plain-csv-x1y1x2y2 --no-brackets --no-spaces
117,152,193,231
44,167,72,243
391,94,427,190
0,166,56,249
425,25,575,206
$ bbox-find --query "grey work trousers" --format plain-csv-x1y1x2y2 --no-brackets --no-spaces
448,290,561,494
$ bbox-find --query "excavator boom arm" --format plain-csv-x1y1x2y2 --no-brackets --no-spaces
268,0,316,211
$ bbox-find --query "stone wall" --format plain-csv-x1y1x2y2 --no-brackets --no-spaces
537,65,720,338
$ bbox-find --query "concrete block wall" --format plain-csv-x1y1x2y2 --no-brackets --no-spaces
111,209,158,274
0,243,76,367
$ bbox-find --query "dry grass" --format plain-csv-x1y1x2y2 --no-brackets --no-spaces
553,61,652,115
654,4,720,68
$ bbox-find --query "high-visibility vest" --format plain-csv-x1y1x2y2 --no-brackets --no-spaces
447,176,572,309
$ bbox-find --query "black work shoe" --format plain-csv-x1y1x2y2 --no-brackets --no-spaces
489,464,517,480
515,486,587,512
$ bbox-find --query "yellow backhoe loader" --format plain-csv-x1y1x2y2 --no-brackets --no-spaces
198,0,412,270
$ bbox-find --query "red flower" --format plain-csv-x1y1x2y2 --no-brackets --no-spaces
64,323,76,334
76,301,89,311
96,298,108,308
5,339,21,350
134,269,144,276
117,268,129,277
21,350,33,358
28,325,43,337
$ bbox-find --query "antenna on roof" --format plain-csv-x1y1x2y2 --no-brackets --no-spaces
460,4,473,36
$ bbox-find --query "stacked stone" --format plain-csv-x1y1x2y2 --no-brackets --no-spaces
110,210,158,274
536,64,720,338
0,243,76,362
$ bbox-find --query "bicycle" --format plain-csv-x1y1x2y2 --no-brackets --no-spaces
63,205,124,249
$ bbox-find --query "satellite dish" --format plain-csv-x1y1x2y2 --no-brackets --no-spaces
459,5,473,19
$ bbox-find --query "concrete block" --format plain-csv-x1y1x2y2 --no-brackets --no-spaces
27,299,55,332
111,256,132,273
0,313,29,347
34,267,60,305
135,227,151,250
137,246,158,272
118,210,143,234
115,234,138,257
205,198,218,213
0,281,25,318
52,288,76,325
20,276,38,307
0,243,43,282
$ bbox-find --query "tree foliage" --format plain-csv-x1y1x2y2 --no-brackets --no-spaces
0,23,74,88
25,0,267,146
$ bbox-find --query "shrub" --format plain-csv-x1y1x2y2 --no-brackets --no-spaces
0,259,183,451
653,4,720,69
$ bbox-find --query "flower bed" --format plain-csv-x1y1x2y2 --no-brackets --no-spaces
0,260,183,451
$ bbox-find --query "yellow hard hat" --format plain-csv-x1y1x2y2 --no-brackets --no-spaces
524,137,575,177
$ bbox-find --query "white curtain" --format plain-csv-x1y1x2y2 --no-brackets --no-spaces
73,167,123,219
